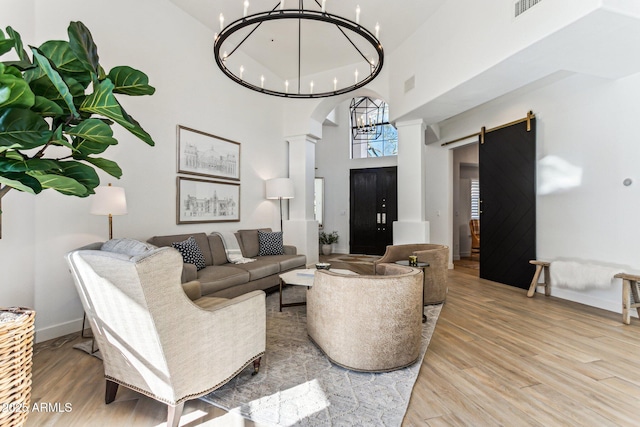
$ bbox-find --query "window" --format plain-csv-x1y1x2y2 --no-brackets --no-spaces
470,179,480,219
350,97,397,159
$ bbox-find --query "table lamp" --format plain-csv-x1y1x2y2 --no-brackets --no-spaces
90,183,127,239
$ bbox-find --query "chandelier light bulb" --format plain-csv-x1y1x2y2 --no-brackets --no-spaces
355,69,359,84
280,0,284,10
244,0,249,17
261,75,265,88
333,77,337,91
223,51,228,61
310,81,314,94
375,22,380,39
322,0,326,13
356,5,361,25
285,80,289,93
240,65,244,79
219,13,225,31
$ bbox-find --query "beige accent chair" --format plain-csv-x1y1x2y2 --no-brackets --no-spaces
65,239,266,427
374,243,449,304
307,263,423,372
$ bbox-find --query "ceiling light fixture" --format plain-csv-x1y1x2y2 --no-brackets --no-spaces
213,1,384,98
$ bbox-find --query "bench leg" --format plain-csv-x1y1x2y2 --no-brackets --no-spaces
543,266,551,296
622,279,631,325
527,265,543,297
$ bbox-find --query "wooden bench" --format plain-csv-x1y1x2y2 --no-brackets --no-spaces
527,260,550,298
529,260,639,324
614,273,640,325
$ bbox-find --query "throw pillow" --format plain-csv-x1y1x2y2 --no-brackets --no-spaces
258,230,284,256
172,236,206,271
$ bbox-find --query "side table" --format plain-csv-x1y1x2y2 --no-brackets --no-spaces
395,260,429,323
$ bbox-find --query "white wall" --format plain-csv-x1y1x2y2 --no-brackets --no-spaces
1,0,289,341
437,71,640,314
315,100,397,255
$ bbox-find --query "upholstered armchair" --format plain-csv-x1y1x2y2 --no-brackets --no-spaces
374,243,450,304
65,239,266,427
307,263,423,372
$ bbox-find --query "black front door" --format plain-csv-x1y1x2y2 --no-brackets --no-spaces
350,167,397,255
479,119,536,289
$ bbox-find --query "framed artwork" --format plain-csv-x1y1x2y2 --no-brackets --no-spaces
177,125,240,181
177,177,240,224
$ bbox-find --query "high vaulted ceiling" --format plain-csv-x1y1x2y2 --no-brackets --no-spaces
169,0,446,92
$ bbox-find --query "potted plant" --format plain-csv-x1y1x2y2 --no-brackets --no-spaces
0,21,156,216
319,231,339,256
0,21,155,424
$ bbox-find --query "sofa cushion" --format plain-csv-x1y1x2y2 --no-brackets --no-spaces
197,265,251,295
147,233,213,266
237,228,271,258
232,259,280,281
207,233,229,266
172,236,206,271
258,254,307,272
102,238,157,256
257,230,284,256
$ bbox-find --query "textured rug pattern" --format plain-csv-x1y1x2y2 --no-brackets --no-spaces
202,286,442,426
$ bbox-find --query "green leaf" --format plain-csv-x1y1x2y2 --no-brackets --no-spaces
30,173,88,196
0,65,35,109
29,75,84,105
55,160,99,192
39,40,86,74
0,108,52,149
0,86,9,104
32,95,65,116
0,158,59,173
84,156,122,178
0,172,42,194
30,47,78,118
80,79,154,146
108,66,156,96
0,40,13,56
67,22,99,75
5,27,29,63
67,118,117,155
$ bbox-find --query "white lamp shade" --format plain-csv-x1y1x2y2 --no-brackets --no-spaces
90,185,128,216
266,178,295,199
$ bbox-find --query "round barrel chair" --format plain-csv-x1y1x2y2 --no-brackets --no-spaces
307,263,423,372
374,243,450,304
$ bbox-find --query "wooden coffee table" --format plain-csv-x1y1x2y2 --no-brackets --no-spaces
279,268,356,311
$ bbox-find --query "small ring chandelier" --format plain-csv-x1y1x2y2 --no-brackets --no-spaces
213,1,384,98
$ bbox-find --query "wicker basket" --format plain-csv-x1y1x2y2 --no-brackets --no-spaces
0,307,35,427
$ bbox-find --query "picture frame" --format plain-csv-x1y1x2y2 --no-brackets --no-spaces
177,125,240,181
176,177,240,224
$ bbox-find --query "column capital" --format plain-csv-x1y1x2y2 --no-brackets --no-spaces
395,119,427,130
284,134,319,145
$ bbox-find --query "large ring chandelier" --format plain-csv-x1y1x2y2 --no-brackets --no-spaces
213,1,384,98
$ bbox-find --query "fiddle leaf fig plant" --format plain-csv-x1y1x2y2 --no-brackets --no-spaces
0,21,155,205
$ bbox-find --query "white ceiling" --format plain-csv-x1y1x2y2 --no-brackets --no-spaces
169,0,446,87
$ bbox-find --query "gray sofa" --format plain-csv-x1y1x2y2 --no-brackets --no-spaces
148,228,307,298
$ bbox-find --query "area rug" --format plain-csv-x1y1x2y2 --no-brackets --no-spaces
328,254,381,265
201,286,442,426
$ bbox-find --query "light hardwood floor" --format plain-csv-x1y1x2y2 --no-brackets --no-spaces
26,269,640,426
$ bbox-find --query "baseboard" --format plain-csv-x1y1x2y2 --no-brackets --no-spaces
540,288,637,317
35,318,82,344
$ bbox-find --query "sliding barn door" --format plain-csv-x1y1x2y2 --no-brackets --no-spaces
479,119,536,289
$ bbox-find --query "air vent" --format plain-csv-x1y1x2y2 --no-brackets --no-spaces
515,0,542,17
404,75,415,93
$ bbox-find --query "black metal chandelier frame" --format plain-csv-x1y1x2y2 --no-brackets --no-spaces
213,1,384,99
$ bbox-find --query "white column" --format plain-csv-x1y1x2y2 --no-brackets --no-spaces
283,134,319,265
393,119,430,243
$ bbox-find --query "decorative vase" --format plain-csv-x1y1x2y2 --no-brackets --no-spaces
321,244,332,256
0,307,35,427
